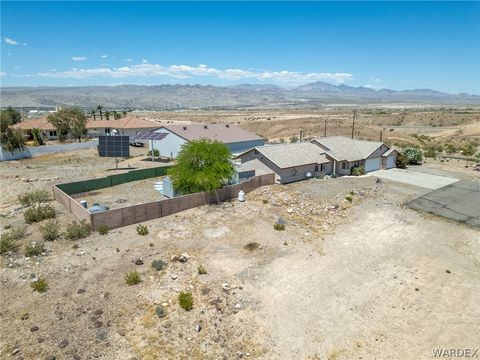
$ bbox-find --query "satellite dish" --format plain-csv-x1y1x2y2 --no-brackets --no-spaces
111,129,119,135
306,172,312,178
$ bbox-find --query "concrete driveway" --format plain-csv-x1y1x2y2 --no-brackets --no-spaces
29,140,98,156
369,168,459,190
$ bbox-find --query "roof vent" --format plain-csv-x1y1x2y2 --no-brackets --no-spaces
204,125,208,129
226,124,230,128
182,126,187,130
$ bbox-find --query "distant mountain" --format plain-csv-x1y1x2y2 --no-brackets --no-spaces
1,82,478,109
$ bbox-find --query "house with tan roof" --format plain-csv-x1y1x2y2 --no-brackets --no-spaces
311,136,397,175
86,116,160,142
136,124,266,158
12,116,58,139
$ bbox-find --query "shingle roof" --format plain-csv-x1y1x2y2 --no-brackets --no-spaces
86,116,160,130
235,159,274,176
312,136,385,161
240,142,330,169
163,124,263,143
12,117,56,131
382,147,399,157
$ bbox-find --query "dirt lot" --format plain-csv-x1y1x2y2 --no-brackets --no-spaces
1,148,479,360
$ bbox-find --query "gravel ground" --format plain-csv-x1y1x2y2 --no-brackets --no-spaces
1,150,478,360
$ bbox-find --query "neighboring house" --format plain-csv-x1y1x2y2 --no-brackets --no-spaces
86,116,160,143
136,124,265,158
311,136,394,175
235,142,332,184
12,116,58,140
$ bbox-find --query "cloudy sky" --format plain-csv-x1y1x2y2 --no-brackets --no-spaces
1,1,479,94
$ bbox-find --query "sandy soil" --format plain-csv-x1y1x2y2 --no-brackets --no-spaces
1,147,479,360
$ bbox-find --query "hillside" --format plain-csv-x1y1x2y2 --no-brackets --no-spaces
1,82,479,110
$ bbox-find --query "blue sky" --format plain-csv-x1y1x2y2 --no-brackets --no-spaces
1,1,479,94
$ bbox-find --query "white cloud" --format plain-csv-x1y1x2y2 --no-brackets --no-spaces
142,59,148,63
101,55,108,58
124,58,134,62
71,56,87,61
36,62,354,85
0,72,7,77
4,37,20,45
22,43,27,46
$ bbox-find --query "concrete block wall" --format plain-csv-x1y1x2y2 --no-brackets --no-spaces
56,173,275,230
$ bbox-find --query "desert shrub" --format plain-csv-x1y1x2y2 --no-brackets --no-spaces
331,173,338,179
262,199,268,204
0,226,27,254
349,190,355,195
146,149,160,157
151,259,166,271
345,195,353,202
197,265,207,275
4,224,12,229
31,128,45,146
24,204,56,224
98,224,109,235
403,148,423,165
274,217,286,231
18,189,51,206
125,270,141,285
289,134,299,143
445,144,457,154
156,305,166,318
396,153,408,169
424,147,437,158
31,278,48,292
40,219,60,241
65,220,92,240
136,224,148,236
24,241,44,257
178,291,193,311
351,166,365,176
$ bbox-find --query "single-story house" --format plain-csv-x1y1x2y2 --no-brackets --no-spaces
381,147,400,169
137,124,266,158
12,116,58,140
86,117,160,143
13,116,160,143
311,136,395,175
235,142,332,184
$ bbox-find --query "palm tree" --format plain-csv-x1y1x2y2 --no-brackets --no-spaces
105,111,110,121
91,109,96,121
122,110,127,117
96,105,104,120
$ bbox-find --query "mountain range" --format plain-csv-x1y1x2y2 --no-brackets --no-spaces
1,81,479,109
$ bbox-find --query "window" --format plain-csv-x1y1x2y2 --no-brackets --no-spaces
320,164,325,171
49,130,57,137
105,128,111,134
315,164,319,172
341,162,347,170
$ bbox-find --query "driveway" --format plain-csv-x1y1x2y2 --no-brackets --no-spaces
369,168,459,190
29,140,98,156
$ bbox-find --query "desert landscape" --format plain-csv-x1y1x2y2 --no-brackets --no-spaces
1,106,479,360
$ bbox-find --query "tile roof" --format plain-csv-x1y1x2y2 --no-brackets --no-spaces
240,142,330,169
12,117,56,131
312,136,385,161
86,116,160,130
163,124,263,143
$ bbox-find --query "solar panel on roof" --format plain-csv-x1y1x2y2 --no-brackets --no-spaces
135,132,169,141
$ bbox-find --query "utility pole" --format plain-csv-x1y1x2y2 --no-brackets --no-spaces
380,130,383,142
324,117,327,137
351,110,357,139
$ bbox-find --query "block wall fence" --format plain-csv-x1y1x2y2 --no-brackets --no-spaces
52,167,274,230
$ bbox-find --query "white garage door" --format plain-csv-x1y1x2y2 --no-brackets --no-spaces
365,157,382,172
386,155,396,169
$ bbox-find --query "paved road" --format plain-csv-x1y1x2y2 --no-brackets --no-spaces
408,181,480,228
29,140,98,156
369,168,459,190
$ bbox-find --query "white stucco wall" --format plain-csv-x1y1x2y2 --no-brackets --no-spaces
148,128,187,158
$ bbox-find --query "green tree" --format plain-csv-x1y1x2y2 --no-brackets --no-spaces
122,110,127,117
462,143,477,166
48,108,87,142
0,107,22,132
91,109,96,121
0,128,26,153
31,128,45,146
167,140,235,199
105,111,110,120
96,105,104,120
